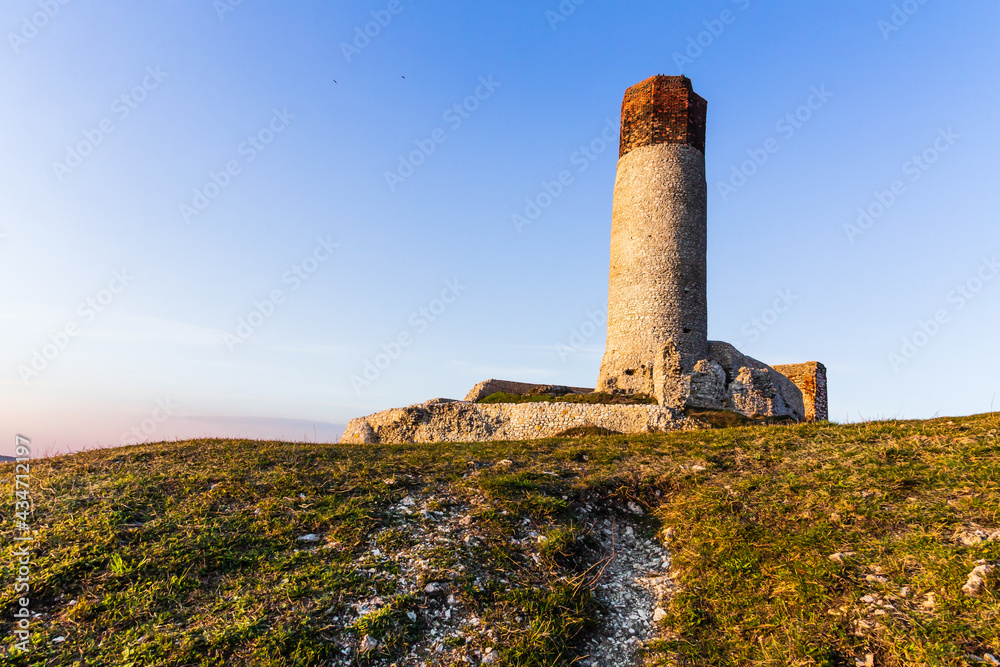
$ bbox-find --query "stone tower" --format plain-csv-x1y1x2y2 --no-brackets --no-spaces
341,74,830,446
597,75,709,396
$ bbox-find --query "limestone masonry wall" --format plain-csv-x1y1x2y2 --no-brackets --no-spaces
341,399,689,445
598,148,707,396
772,362,828,421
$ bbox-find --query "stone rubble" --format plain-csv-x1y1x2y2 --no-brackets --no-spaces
575,515,674,667
323,486,675,666
962,560,997,597
954,527,1000,546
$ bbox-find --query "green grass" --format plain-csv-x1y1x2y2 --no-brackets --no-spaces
1,414,998,665
684,407,797,428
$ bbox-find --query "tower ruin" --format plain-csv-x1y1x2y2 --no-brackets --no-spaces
598,75,709,395
341,74,830,447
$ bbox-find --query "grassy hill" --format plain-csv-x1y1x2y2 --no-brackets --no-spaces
2,414,998,666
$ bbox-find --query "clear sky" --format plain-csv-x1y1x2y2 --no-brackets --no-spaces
3,1,999,455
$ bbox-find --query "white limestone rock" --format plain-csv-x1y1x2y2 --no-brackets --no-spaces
686,358,727,410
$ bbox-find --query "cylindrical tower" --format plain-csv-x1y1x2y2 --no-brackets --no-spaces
597,75,708,396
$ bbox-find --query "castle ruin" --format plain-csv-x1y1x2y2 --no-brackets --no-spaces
342,75,827,445
598,75,709,395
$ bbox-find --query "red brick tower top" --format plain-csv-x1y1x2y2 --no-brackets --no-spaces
619,75,707,158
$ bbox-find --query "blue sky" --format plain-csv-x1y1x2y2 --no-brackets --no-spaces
3,0,999,455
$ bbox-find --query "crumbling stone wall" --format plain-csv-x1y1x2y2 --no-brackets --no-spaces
341,398,689,445
598,76,709,396
772,362,828,421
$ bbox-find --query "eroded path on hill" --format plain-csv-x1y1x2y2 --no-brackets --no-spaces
326,474,676,667
578,514,674,667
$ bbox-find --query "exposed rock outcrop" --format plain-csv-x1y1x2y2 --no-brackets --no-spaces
687,358,727,409
595,339,805,421
706,341,805,421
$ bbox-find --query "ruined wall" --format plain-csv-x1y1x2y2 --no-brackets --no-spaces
772,362,828,421
463,379,593,403
341,399,689,445
619,75,707,157
598,75,708,395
